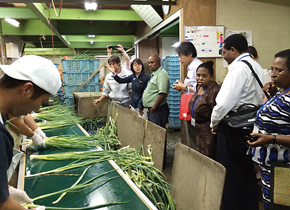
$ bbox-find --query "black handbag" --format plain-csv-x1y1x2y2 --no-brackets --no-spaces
224,103,260,129
223,60,269,130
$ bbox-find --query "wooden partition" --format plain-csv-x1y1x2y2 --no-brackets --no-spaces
107,102,166,171
171,143,226,210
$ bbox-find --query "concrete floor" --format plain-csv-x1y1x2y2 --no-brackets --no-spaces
163,128,182,182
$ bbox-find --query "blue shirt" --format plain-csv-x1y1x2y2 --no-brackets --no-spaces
0,117,14,203
113,71,150,109
252,93,290,166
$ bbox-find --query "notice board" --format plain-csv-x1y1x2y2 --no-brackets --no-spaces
184,25,224,58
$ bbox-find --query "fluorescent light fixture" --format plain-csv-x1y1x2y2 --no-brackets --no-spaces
88,35,95,38
171,42,180,48
85,2,98,10
90,41,94,45
5,18,20,27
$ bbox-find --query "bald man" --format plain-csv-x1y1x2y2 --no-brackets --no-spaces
142,54,170,128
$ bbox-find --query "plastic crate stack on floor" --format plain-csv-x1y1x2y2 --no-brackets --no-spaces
165,56,181,129
61,59,100,106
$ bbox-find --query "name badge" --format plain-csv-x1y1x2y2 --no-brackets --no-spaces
191,117,195,126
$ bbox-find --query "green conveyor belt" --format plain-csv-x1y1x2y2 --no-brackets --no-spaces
23,125,155,210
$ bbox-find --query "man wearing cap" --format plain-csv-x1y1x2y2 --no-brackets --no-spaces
0,55,61,210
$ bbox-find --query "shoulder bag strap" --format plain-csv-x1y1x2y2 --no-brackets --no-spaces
241,60,270,99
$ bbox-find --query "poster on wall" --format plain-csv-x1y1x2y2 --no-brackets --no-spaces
225,30,252,46
184,25,224,58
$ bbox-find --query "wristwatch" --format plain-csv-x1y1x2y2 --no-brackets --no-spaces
272,134,277,144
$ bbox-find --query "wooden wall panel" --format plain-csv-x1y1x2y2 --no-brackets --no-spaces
138,38,159,74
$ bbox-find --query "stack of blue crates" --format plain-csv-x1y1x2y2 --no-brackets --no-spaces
164,56,181,129
60,59,100,106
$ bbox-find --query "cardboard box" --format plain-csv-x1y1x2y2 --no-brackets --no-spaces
73,92,108,118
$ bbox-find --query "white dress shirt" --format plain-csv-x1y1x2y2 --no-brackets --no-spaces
102,70,132,105
184,57,203,92
210,53,264,129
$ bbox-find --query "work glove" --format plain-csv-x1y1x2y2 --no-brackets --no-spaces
35,206,45,210
31,132,45,147
34,127,46,140
9,186,33,204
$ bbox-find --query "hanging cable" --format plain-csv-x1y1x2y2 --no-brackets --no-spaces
51,0,62,17
50,21,55,61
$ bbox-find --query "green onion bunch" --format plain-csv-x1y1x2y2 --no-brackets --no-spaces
35,105,82,129
30,146,175,210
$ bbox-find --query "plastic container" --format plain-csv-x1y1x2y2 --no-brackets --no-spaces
63,71,99,85
169,116,181,129
63,84,100,98
62,59,99,72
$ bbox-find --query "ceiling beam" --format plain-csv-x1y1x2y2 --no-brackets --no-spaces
1,19,52,35
24,48,76,56
0,8,37,19
25,3,72,49
24,48,134,56
49,9,142,21
64,35,134,43
0,0,176,6
0,7,143,21
70,41,133,49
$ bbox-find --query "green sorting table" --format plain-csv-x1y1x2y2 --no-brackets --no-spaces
18,124,157,210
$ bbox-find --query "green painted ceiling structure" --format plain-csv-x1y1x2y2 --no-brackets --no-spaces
0,1,179,56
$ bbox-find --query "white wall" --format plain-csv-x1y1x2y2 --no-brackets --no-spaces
215,0,290,83
160,36,179,58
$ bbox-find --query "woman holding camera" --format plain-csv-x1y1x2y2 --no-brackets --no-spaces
248,49,290,210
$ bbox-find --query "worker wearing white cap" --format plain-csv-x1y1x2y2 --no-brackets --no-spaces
0,55,61,210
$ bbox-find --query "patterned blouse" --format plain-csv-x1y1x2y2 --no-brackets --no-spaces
252,92,290,166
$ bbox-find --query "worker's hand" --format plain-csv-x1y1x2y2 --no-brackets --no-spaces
149,106,156,113
117,44,124,52
107,45,112,54
9,187,33,204
35,206,45,210
211,129,217,135
106,64,116,74
93,99,101,105
34,127,46,140
138,109,144,116
31,132,45,146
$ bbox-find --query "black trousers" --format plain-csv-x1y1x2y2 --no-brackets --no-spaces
147,103,169,129
217,121,259,210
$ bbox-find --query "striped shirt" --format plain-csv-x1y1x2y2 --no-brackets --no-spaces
252,93,290,166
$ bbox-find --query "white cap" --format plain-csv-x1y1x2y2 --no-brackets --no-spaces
0,55,61,95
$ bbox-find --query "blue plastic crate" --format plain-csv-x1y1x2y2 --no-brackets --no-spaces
63,84,100,97
169,109,180,116
169,71,180,76
170,78,179,84
169,93,181,101
168,65,180,71
166,55,179,60
63,71,99,85
169,89,180,96
62,59,99,72
169,99,180,106
169,116,181,129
